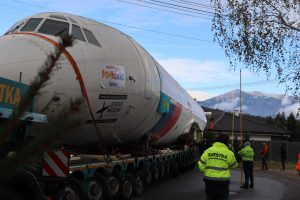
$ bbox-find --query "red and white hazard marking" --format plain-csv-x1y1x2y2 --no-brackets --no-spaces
42,150,70,177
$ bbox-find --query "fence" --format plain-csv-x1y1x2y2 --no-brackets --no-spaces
251,141,300,162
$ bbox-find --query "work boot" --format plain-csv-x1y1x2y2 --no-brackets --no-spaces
240,185,248,189
249,184,254,189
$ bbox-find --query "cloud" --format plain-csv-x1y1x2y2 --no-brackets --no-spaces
281,95,292,106
187,90,216,101
158,58,235,83
212,102,234,111
278,103,300,118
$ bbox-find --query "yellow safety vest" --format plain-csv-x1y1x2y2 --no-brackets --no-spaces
198,142,238,181
238,146,254,162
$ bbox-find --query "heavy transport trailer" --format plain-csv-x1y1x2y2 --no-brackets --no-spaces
0,115,201,200
0,139,200,200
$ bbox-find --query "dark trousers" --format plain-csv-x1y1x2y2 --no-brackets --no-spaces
281,158,285,170
243,162,254,186
261,156,268,170
205,184,229,200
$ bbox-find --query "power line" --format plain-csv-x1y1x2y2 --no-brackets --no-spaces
132,0,216,17
116,0,212,20
9,0,49,10
170,0,215,10
0,2,33,13
3,0,215,43
97,19,214,43
147,0,216,15
188,80,278,91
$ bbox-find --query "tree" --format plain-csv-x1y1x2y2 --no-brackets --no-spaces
286,113,299,141
265,116,274,125
211,0,300,99
274,112,286,129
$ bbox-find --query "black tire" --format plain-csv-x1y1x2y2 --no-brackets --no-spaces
104,171,121,199
87,178,103,200
152,163,159,182
144,166,152,185
165,161,170,177
0,185,24,200
171,159,179,178
60,178,84,200
159,161,166,179
132,171,144,196
120,174,134,200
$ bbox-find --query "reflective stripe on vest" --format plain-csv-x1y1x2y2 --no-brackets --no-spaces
203,176,231,181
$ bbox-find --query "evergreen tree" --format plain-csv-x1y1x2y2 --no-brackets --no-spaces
265,116,274,126
287,113,299,141
274,112,286,129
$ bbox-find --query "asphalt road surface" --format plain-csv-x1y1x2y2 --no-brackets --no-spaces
132,167,300,200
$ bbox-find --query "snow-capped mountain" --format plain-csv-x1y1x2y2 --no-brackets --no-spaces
199,89,299,117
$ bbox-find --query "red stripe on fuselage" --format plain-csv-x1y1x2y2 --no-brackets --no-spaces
13,32,107,147
13,32,102,134
151,102,182,142
14,32,90,100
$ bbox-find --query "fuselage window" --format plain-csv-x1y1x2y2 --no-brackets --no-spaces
38,19,69,38
4,20,25,35
20,18,43,32
83,28,101,47
72,24,85,42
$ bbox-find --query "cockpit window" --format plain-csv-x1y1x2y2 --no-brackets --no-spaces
83,28,101,47
72,24,85,42
20,18,43,32
38,19,69,38
49,14,67,21
4,20,25,35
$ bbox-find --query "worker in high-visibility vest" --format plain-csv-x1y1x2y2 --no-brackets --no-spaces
238,141,255,189
198,134,238,200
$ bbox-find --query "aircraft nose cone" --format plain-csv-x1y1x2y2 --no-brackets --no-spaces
0,33,59,112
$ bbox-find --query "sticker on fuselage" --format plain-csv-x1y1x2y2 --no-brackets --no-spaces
96,101,123,119
100,65,125,88
99,94,127,100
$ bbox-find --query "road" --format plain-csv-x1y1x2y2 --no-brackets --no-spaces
132,167,300,200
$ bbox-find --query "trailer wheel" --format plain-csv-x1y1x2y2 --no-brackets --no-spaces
0,185,24,200
159,161,166,179
165,161,170,177
132,171,144,196
87,178,103,200
104,171,121,199
144,166,152,185
120,174,133,200
61,178,83,200
171,159,179,178
152,163,159,182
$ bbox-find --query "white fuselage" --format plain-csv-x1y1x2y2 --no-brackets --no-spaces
0,12,206,147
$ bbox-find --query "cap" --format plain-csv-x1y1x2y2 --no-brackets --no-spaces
244,141,251,146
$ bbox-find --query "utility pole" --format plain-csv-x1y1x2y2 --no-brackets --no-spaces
240,69,243,184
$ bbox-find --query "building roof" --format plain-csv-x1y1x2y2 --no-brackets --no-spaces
203,107,288,136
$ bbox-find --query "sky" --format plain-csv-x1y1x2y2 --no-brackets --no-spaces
0,0,288,101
